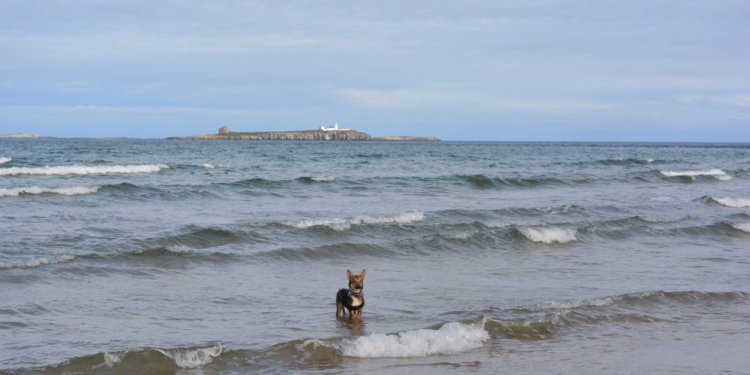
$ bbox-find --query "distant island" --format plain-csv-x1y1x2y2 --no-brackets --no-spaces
169,124,440,142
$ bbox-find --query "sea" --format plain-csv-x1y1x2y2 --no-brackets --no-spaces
1,139,749,374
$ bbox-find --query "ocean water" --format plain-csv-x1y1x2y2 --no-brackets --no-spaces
1,139,749,374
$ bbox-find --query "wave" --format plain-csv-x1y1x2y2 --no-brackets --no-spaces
0,157,11,164
731,223,750,233
341,320,489,358
297,176,335,183
517,227,577,244
593,157,656,166
0,164,169,176
0,255,76,270
707,196,750,208
282,211,425,231
16,290,747,372
202,163,215,169
0,186,100,197
259,243,396,262
457,174,574,189
659,169,731,181
105,345,224,369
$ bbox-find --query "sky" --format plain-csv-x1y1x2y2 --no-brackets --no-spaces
0,0,748,141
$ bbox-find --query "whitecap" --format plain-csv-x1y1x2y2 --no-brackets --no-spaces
659,169,731,181
732,223,750,233
202,163,215,169
156,345,223,369
0,164,169,176
519,227,577,244
0,157,11,164
310,176,335,182
341,320,489,358
0,186,100,197
0,255,76,269
710,197,750,208
284,211,425,231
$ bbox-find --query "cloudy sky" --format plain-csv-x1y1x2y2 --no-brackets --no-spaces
1,0,748,141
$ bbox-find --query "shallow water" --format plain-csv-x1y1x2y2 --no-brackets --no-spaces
1,139,749,374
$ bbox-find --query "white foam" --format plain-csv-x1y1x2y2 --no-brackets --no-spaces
484,220,543,229
0,255,75,269
0,164,168,176
711,197,750,208
0,186,100,197
285,211,425,231
156,345,223,369
310,176,335,182
103,352,124,367
202,163,215,169
165,245,193,253
519,227,577,244
341,321,489,358
659,169,731,181
732,223,750,233
0,157,11,164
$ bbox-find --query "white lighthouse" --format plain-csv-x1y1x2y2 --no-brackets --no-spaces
320,122,350,131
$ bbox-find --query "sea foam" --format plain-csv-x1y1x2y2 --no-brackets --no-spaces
659,169,731,181
0,255,76,269
0,164,168,176
285,211,425,231
341,321,489,358
732,223,750,233
0,157,11,164
157,345,224,369
0,186,100,197
710,197,750,208
519,227,577,244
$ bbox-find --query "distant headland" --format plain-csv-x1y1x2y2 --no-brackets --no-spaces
0,133,43,139
168,124,440,142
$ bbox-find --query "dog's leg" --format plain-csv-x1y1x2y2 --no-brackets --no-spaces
336,300,344,319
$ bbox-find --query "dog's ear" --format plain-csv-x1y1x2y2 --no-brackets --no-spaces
347,269,353,280
359,269,366,279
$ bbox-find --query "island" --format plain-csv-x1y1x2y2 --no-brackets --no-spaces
168,124,440,142
0,133,42,139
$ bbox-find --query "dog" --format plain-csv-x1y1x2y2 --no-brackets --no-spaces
336,269,366,320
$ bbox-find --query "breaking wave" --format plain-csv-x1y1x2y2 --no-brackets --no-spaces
0,157,11,164
707,196,750,208
16,290,747,372
0,186,100,197
341,320,489,358
0,255,76,270
518,227,577,244
283,211,425,231
731,223,750,233
0,164,169,176
659,169,731,181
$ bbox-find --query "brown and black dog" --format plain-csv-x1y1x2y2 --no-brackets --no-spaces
336,269,366,320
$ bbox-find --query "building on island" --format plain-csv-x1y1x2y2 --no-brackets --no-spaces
218,126,229,134
320,122,350,131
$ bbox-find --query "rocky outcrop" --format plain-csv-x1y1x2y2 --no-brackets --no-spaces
173,130,374,141
169,129,440,141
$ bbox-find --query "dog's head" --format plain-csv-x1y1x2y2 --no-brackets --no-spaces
347,269,366,292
